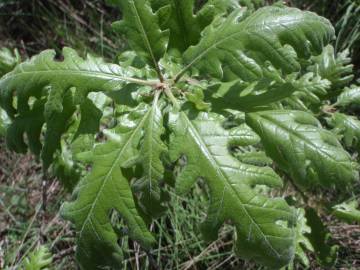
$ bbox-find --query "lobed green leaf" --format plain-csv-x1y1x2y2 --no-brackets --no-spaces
180,6,335,81
336,85,360,107
169,110,296,268
111,0,169,76
61,105,155,269
0,47,148,168
246,110,358,189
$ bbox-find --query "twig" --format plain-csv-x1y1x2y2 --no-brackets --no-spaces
134,242,140,270
53,247,75,262
208,254,235,270
42,171,48,212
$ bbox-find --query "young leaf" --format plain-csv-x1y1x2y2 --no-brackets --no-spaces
292,72,331,104
111,0,169,77
280,72,331,110
169,111,296,268
309,45,354,90
185,85,211,111
21,246,52,270
246,110,358,189
333,200,360,223
179,6,335,81
61,105,155,269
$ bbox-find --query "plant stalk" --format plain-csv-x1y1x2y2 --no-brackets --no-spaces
164,87,180,110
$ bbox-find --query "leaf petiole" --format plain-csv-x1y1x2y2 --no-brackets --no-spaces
164,87,180,110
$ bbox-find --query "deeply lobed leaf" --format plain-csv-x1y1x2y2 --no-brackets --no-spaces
61,105,155,269
152,0,243,53
1,2,358,269
169,111,296,268
0,47,146,168
181,6,335,81
246,110,359,189
0,47,141,117
309,45,354,90
336,85,360,107
111,0,169,75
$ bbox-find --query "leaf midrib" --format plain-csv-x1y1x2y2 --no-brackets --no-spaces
145,104,156,192
78,109,150,239
129,0,163,80
1,69,154,86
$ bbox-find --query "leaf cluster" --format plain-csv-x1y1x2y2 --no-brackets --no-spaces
1,1,360,269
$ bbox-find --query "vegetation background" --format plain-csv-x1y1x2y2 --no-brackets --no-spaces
0,0,359,269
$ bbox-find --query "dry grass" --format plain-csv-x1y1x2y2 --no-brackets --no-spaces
0,139,76,270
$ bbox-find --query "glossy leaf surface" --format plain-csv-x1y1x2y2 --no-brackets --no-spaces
246,110,358,189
